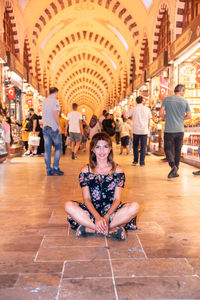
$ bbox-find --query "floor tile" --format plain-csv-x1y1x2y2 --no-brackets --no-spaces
0,274,18,288
59,278,115,300
42,235,106,248
0,262,63,274
63,260,112,278
36,246,109,261
16,273,61,288
115,276,200,299
0,287,58,300
112,258,194,277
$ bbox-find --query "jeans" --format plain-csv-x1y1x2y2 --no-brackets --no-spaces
62,134,66,154
115,132,120,144
43,126,62,171
164,132,184,168
133,134,148,165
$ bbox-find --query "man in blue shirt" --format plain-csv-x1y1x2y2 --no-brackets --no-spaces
159,84,191,178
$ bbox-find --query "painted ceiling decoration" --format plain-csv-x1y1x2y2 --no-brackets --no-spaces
14,0,159,115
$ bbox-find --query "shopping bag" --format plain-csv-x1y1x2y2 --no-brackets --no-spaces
28,135,40,146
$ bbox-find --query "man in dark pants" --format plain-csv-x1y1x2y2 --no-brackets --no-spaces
160,84,191,178
126,96,152,166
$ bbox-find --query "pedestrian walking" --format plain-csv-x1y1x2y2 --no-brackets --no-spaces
66,103,83,160
89,115,101,140
159,84,191,178
119,117,132,155
126,96,152,166
42,87,64,176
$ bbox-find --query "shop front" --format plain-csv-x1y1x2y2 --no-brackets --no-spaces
149,51,171,155
0,41,8,162
4,52,26,155
170,15,200,167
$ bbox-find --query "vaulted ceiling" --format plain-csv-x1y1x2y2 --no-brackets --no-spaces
21,0,149,115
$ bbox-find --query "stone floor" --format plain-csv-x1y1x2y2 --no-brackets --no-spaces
0,145,200,300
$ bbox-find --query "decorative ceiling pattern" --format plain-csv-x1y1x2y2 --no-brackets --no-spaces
16,0,151,114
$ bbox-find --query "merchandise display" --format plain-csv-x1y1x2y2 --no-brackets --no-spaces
0,122,8,158
178,61,200,165
10,123,23,155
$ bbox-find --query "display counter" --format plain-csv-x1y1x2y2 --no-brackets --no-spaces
10,124,23,156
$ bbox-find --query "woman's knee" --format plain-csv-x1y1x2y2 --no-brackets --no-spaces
64,201,75,214
126,202,139,216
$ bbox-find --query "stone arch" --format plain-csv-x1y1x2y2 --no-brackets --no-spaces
24,37,34,75
3,0,20,54
31,0,139,46
152,2,170,60
139,34,149,71
57,64,110,84
175,0,186,38
46,31,123,67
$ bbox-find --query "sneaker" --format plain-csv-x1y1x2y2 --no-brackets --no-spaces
23,151,32,156
132,162,138,166
192,170,200,176
30,153,38,157
47,169,53,176
52,168,64,175
168,166,178,178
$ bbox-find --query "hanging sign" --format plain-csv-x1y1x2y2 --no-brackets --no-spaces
38,104,42,113
26,97,33,108
6,86,16,100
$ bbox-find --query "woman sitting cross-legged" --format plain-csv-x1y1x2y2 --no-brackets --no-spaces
65,132,139,241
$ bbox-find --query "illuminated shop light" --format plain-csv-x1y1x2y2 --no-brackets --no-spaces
101,51,117,70
107,24,128,51
174,43,200,65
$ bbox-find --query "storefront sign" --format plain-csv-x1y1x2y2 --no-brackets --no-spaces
26,97,33,108
0,41,6,63
171,14,200,59
149,52,165,78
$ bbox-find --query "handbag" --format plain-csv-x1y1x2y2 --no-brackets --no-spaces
28,135,40,146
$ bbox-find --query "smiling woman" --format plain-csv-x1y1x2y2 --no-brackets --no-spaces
64,132,139,241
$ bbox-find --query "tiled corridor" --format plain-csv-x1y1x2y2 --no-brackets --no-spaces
0,148,200,300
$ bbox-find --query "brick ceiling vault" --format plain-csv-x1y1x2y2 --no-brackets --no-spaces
23,0,144,112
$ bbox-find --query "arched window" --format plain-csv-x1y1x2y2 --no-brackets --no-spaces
143,39,149,69
157,10,171,56
3,9,16,55
23,40,30,72
182,0,200,30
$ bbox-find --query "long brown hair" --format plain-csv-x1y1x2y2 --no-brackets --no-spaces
89,132,115,172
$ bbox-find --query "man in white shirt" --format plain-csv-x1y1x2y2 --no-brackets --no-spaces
126,96,152,166
66,103,83,160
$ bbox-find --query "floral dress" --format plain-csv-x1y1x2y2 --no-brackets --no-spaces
67,165,137,231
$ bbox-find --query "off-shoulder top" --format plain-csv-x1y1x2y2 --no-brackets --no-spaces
79,165,125,214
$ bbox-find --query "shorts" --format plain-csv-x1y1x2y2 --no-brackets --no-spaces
69,132,81,143
121,136,129,147
82,136,87,143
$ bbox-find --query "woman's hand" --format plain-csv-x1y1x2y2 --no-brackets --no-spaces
95,216,107,235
